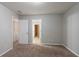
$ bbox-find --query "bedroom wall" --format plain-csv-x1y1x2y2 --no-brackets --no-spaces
63,3,79,56
0,4,18,56
19,14,63,45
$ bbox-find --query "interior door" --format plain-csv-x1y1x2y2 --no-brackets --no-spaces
32,20,41,44
19,20,28,44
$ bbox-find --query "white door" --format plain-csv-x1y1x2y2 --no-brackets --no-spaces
19,20,28,44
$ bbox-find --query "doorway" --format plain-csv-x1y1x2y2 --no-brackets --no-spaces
12,16,19,47
34,24,39,38
32,20,41,45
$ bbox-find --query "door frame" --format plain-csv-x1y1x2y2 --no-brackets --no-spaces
12,16,19,46
32,19,42,44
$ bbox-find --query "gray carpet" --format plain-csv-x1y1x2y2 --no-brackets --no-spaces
2,44,77,57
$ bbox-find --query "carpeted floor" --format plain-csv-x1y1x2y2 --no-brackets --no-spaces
2,44,77,57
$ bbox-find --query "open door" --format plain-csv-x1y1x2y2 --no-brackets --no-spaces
32,20,41,45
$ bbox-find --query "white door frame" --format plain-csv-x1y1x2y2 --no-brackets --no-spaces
32,19,42,44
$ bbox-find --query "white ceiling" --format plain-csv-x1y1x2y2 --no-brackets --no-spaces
1,2,77,15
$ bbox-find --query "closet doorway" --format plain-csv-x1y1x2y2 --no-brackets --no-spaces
32,20,41,45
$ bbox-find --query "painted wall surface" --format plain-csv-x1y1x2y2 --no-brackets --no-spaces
19,14,63,44
0,4,18,55
19,20,28,44
63,3,79,55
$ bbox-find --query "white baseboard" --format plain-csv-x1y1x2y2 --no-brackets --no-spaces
39,43,63,48
0,48,13,56
23,43,63,45
42,43,63,46
63,45,79,57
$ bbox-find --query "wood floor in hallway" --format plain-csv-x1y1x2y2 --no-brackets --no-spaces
2,44,77,57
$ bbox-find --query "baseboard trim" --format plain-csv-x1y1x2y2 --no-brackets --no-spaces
24,43,63,45
63,45,79,57
38,43,63,48
0,48,13,56
42,43,63,46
